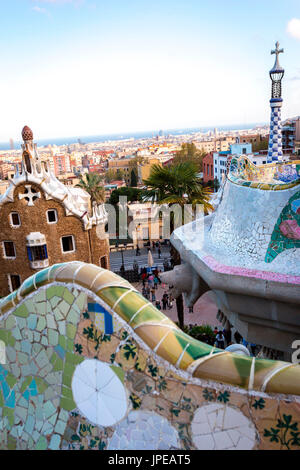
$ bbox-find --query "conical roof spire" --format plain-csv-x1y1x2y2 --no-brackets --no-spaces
22,126,34,142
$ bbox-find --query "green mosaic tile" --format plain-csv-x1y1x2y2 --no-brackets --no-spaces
48,329,59,346
41,336,48,346
53,357,63,372
62,385,73,400
53,307,65,321
63,289,75,305
65,352,84,366
5,315,16,330
50,296,61,309
6,345,16,363
67,308,80,325
14,304,29,318
18,352,29,365
46,285,65,300
59,300,71,317
6,373,17,388
36,317,46,331
58,335,67,350
24,415,35,434
49,434,61,450
54,419,66,435
35,302,47,315
58,409,69,422
20,376,33,393
43,400,57,419
66,323,76,340
75,292,86,311
46,314,56,330
60,396,76,412
24,298,36,313
35,436,48,450
3,407,14,427
58,322,66,335
35,350,49,369
48,412,58,426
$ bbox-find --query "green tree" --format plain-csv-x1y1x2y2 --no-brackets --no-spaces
173,143,207,172
75,173,105,205
105,168,123,183
130,169,138,187
108,187,142,205
143,162,213,328
252,138,269,152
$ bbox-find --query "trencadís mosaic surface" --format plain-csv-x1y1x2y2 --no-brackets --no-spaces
228,156,300,191
0,262,299,450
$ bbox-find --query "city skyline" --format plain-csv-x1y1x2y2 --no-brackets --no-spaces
1,0,300,141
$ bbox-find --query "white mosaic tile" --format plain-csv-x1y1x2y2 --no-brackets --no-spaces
191,404,256,450
108,411,179,450
72,359,127,427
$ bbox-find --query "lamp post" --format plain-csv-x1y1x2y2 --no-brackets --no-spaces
267,41,285,163
120,247,125,273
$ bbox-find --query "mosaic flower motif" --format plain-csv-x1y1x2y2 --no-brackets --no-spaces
71,359,128,427
107,411,179,450
191,403,257,450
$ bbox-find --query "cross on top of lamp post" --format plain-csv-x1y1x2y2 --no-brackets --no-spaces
271,41,284,60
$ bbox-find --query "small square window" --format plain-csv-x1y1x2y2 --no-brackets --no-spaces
8,274,21,292
61,235,75,253
47,209,58,224
3,241,16,258
10,212,20,227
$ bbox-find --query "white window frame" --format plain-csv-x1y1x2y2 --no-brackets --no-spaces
47,209,58,224
61,235,76,254
3,241,16,259
8,274,21,293
10,212,21,227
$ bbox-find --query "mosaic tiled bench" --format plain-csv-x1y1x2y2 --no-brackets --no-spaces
0,262,299,450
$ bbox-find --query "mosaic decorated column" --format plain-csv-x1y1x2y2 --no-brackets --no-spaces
267,42,285,163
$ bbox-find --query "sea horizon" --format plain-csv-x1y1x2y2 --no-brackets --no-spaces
0,122,267,151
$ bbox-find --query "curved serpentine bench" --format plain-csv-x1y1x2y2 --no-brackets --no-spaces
1,261,300,397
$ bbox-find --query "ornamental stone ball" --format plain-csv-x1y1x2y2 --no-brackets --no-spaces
22,126,34,141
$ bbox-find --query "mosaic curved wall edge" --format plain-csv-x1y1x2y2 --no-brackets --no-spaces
0,261,299,450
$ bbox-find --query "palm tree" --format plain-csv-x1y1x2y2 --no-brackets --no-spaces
76,173,105,206
143,161,213,328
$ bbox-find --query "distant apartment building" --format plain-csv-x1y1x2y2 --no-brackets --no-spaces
0,162,13,179
52,154,71,176
202,152,214,184
137,158,161,184
108,159,133,185
195,136,236,153
282,117,300,155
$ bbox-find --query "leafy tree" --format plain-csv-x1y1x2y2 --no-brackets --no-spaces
143,161,213,328
108,187,142,205
105,168,124,183
75,173,105,205
172,143,207,172
252,138,269,152
130,169,137,187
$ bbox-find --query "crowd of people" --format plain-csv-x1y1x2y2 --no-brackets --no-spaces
141,266,174,311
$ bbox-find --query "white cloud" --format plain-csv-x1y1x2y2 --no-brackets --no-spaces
287,18,300,40
32,5,49,14
34,0,84,4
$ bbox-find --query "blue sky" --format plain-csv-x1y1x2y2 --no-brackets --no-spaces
0,0,300,141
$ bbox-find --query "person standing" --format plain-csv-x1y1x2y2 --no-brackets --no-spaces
162,292,168,310
215,331,225,349
151,287,156,302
